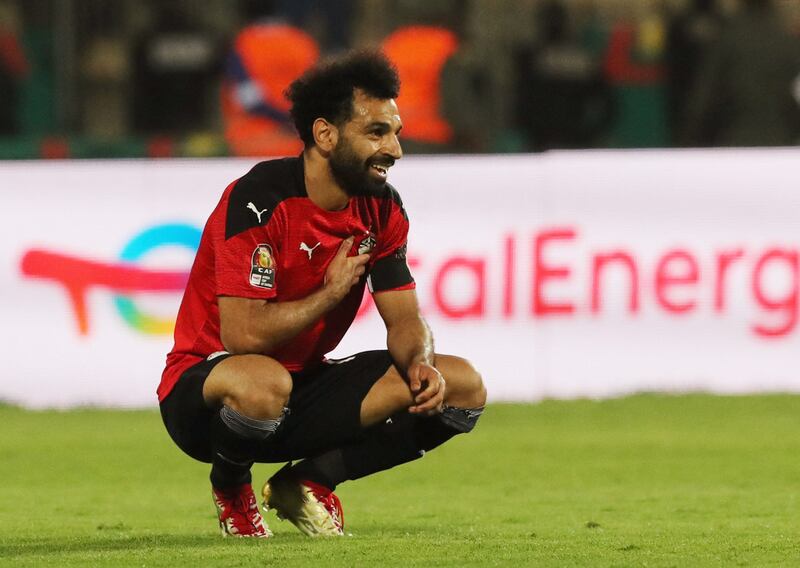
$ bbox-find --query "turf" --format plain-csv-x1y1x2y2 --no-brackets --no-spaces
0,395,798,567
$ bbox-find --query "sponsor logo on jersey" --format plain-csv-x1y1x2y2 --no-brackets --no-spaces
250,244,275,288
359,233,377,255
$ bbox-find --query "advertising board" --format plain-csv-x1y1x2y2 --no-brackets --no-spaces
2,150,799,407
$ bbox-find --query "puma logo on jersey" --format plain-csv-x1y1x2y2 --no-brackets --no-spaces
247,202,268,223
299,241,321,259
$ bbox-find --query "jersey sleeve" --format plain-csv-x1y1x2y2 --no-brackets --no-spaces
214,193,283,300
368,197,415,294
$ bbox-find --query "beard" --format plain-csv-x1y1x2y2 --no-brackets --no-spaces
329,138,392,197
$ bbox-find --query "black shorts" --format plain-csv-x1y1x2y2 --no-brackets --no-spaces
160,350,394,463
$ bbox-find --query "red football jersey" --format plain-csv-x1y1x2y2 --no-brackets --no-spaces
158,157,414,401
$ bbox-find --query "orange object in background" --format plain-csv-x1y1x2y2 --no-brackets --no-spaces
0,30,29,77
604,23,665,85
222,23,319,157
382,26,459,145
146,135,175,158
39,137,70,159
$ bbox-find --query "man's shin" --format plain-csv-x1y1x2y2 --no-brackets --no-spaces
291,405,484,489
210,405,287,489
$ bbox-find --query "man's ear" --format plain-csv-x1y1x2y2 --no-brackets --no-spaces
313,118,338,153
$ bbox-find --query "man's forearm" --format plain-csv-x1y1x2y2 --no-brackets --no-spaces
222,237,370,355
223,287,340,354
386,315,434,377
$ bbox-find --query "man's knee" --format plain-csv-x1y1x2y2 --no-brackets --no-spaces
439,355,487,410
204,354,292,420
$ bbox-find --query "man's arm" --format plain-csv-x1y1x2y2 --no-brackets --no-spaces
220,237,369,354
374,289,445,415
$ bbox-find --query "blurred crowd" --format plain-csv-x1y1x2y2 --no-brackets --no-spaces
0,0,799,159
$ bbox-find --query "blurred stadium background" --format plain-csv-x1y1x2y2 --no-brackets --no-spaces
1,1,800,564
1,0,799,158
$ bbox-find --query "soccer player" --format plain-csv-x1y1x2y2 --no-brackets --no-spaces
158,50,487,538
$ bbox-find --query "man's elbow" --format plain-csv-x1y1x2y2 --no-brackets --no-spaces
220,328,268,355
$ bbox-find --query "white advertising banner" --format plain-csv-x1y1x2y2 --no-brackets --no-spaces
1,150,799,407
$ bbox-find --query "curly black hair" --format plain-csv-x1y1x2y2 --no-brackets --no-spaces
286,50,401,147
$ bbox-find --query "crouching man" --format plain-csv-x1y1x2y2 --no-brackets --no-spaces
158,50,486,537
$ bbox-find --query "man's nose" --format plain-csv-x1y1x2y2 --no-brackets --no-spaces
383,134,403,160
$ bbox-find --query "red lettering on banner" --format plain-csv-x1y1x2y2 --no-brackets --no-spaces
714,249,744,312
655,249,699,313
533,228,575,315
751,248,799,337
433,256,485,318
503,234,515,318
348,232,800,340
591,250,639,313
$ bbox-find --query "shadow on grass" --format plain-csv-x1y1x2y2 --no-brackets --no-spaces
0,529,428,559
0,534,226,558
1,522,452,559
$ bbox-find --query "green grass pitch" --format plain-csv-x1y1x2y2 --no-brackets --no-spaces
1,395,798,567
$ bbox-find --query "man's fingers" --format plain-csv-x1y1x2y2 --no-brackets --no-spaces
407,365,445,415
352,253,370,266
408,370,421,394
415,371,443,399
413,394,444,414
414,382,433,404
410,387,444,414
337,237,354,257
414,376,443,404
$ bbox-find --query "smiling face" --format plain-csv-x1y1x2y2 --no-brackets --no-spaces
329,89,403,197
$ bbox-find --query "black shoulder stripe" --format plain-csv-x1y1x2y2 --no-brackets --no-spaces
382,182,408,221
225,157,306,240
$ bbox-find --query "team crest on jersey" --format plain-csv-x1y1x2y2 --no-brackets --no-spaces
250,244,275,289
358,232,377,255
